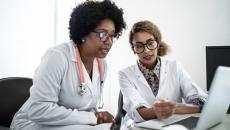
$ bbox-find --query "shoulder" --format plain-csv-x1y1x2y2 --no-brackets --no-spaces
119,64,137,76
47,42,71,55
161,58,181,69
44,42,74,60
40,43,74,68
160,58,187,77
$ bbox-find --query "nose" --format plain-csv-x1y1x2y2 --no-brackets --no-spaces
103,36,113,45
143,45,151,53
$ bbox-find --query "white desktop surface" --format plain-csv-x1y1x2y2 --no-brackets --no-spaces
128,114,230,130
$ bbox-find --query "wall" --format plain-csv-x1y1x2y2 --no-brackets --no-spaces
0,0,55,78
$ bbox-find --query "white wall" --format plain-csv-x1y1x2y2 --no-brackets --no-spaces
1,0,230,115
0,0,55,78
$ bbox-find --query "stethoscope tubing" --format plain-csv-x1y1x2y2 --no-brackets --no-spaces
75,47,104,109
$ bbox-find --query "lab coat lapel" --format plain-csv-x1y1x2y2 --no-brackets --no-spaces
92,59,99,88
134,64,153,92
158,59,167,97
71,44,95,95
82,64,94,94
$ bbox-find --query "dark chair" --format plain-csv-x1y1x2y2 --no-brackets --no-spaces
114,91,126,130
0,77,32,129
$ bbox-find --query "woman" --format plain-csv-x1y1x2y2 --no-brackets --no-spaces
119,20,207,125
10,0,126,130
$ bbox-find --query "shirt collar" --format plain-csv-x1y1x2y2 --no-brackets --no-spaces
137,57,161,79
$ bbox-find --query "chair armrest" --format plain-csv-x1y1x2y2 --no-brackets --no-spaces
0,126,10,130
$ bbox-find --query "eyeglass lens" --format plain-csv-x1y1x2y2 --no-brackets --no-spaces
94,31,118,43
133,39,158,54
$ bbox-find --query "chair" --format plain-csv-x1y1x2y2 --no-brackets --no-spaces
0,77,32,129
114,91,126,130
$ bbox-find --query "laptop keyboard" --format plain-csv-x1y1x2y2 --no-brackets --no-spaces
163,116,199,130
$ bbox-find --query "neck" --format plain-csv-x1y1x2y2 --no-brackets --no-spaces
141,59,158,70
77,46,94,76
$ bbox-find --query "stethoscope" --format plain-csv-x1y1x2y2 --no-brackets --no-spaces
75,47,104,109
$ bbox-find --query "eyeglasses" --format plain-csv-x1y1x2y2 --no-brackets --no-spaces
132,39,158,54
93,30,118,43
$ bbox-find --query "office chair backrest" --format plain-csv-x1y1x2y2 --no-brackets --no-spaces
115,91,126,130
0,77,32,127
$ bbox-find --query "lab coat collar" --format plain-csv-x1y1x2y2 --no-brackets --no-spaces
68,41,77,62
157,58,167,97
134,63,153,93
159,58,167,84
83,60,98,93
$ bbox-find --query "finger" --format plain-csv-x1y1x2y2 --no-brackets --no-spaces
98,118,103,124
103,115,108,123
98,112,103,118
110,119,117,129
162,109,174,119
96,112,104,124
103,112,115,123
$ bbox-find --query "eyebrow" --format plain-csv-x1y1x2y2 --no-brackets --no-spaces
95,29,115,33
134,38,155,44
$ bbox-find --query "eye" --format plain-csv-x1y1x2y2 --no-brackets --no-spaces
147,40,156,46
134,43,144,49
99,31,108,38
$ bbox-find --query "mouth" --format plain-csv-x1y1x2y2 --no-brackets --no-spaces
143,54,154,60
100,48,110,54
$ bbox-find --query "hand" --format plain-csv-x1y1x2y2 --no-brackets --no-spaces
153,99,175,119
95,111,116,125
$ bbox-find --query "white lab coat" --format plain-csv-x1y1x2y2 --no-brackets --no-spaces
10,42,109,130
119,59,207,124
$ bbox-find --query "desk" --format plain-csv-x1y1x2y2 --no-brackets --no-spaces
130,114,230,130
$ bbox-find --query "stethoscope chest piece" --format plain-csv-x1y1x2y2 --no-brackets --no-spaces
79,83,87,96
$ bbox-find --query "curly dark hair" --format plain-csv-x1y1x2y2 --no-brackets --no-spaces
69,0,126,45
129,20,170,56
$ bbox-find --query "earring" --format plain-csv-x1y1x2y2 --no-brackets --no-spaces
81,38,85,43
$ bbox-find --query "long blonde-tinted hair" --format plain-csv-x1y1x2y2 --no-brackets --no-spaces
129,20,170,56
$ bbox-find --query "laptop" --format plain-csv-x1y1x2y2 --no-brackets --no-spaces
135,66,230,130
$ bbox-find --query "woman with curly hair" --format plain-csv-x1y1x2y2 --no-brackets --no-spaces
119,20,207,126
10,0,126,129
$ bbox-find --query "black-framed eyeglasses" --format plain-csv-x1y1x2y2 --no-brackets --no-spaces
93,30,118,43
132,39,158,54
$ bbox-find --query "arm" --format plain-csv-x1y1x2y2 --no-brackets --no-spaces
28,49,97,125
119,69,175,121
137,99,176,120
176,62,207,114
119,70,175,121
119,71,150,122
136,107,157,120
174,104,200,114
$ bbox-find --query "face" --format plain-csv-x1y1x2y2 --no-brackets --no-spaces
132,32,158,67
83,19,115,58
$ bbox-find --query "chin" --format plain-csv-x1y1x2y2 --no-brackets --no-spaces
96,54,107,59
141,59,155,66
